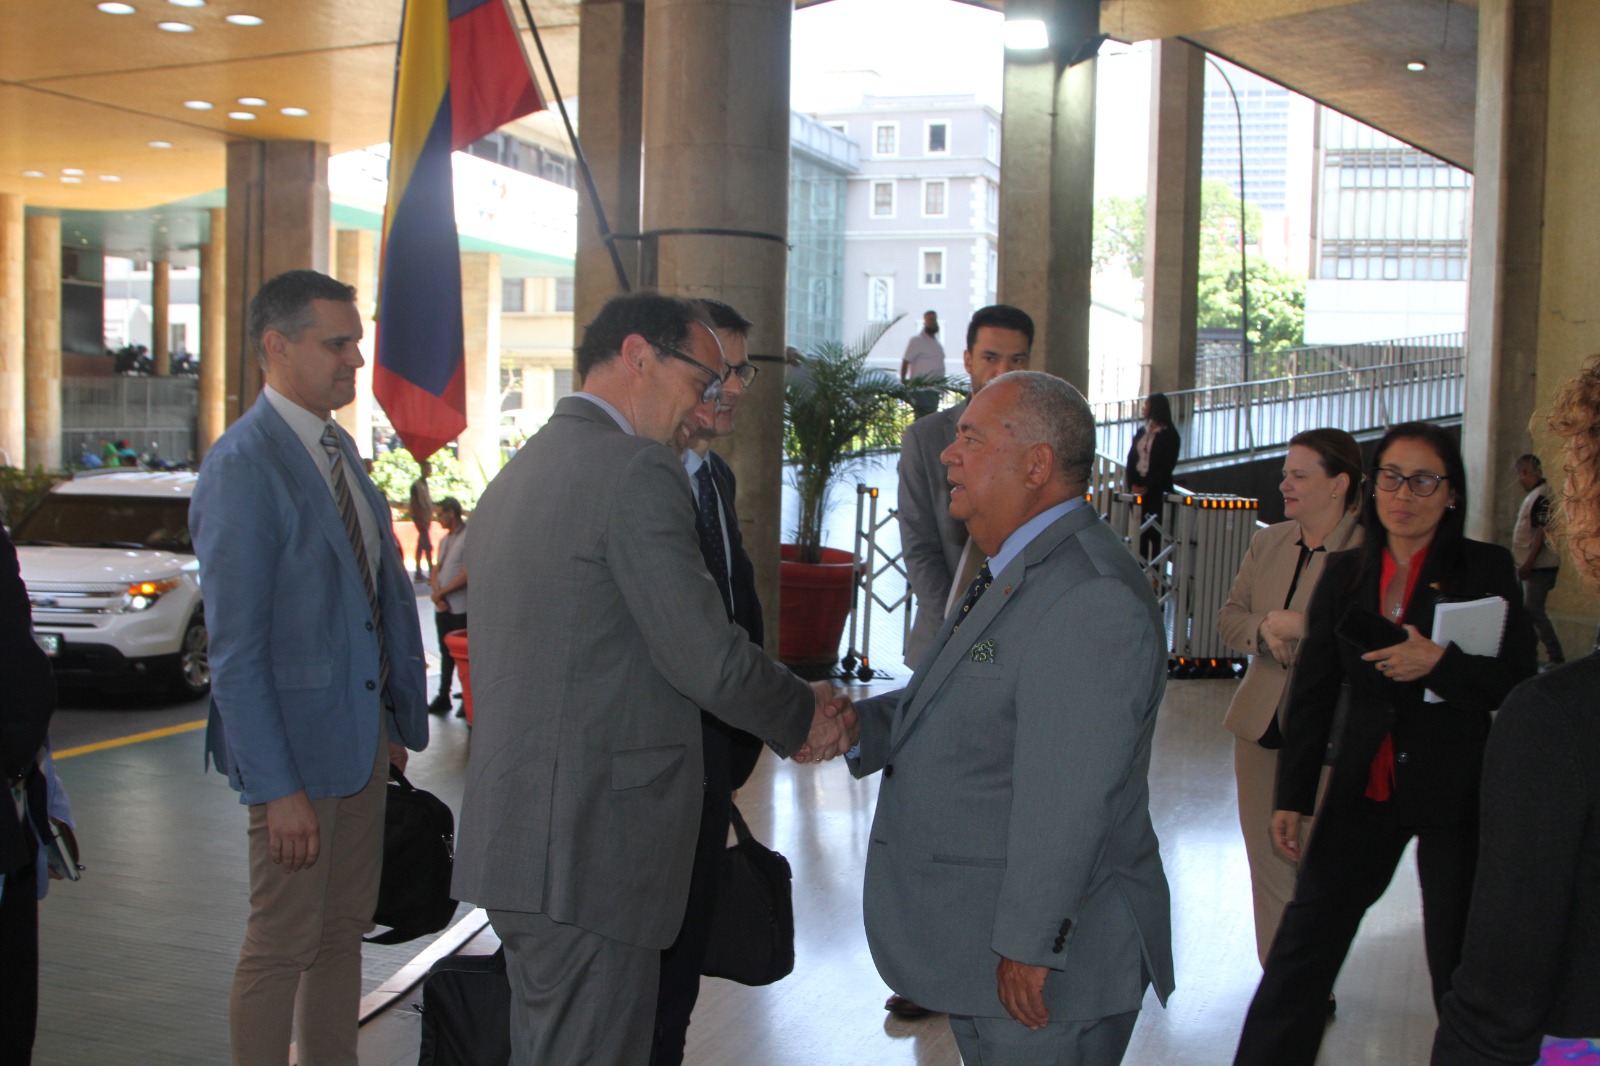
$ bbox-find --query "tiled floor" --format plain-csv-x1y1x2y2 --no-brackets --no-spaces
36,591,1445,1064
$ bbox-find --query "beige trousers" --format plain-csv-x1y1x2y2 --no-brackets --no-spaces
1233,737,1322,967
230,735,388,1066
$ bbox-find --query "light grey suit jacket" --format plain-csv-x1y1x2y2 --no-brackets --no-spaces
450,396,814,949
851,504,1175,1021
897,401,967,665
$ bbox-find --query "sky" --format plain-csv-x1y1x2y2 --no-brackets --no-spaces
790,0,1154,198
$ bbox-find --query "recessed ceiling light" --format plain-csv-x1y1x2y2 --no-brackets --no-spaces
61,177,83,184
184,100,213,110
148,140,173,148
100,175,122,182
157,21,194,32
62,168,85,175
97,3,137,13
1406,60,1427,72
167,0,205,6
225,13,262,25
237,96,267,106
280,106,309,117
227,111,257,121
22,170,44,178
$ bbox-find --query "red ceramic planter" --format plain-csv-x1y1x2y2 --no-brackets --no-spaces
778,544,858,667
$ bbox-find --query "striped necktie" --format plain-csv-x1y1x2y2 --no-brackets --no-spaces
321,423,390,696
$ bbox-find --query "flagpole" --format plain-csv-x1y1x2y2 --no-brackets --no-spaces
515,0,632,294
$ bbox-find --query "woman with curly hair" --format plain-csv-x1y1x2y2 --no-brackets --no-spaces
1432,360,1600,1064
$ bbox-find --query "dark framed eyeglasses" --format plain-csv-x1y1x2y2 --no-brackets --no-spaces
1374,467,1447,497
653,344,724,405
723,362,759,388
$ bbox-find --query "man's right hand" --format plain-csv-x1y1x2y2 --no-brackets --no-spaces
266,791,320,873
795,682,858,762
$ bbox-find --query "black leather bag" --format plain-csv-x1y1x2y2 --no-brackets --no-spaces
417,949,511,1066
368,765,457,945
700,803,794,986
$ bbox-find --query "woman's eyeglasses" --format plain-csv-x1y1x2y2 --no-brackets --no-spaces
1374,467,1447,497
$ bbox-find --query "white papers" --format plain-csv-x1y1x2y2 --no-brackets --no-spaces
1425,596,1508,702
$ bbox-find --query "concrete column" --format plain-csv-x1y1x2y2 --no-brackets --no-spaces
574,0,645,362
333,228,378,457
24,214,61,470
0,195,23,467
198,207,226,456
150,259,171,375
224,140,331,424
641,0,792,647
997,0,1098,391
1463,0,1548,546
1141,39,1204,396
458,251,502,480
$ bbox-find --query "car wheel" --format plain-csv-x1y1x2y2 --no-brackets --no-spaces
170,613,210,700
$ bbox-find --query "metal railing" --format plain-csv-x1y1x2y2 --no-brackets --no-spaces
1095,332,1465,466
60,375,199,466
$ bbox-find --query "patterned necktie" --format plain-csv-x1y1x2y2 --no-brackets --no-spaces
950,562,993,635
321,424,390,695
694,464,734,620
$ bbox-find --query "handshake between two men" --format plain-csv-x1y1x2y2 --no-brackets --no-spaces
796,682,859,764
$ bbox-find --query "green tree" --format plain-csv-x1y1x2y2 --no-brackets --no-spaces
1093,194,1147,278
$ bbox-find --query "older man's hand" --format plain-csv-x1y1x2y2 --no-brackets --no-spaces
795,682,859,762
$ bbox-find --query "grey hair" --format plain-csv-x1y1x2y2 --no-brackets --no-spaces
995,371,1096,486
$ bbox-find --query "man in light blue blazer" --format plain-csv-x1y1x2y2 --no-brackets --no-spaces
851,372,1174,1065
191,270,429,1066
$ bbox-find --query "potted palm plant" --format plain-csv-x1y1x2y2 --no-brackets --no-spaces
780,319,951,667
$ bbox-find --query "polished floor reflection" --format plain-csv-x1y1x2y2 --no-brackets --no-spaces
36,673,1440,1065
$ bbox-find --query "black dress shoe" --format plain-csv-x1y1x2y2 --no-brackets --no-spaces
428,695,452,716
884,994,931,1019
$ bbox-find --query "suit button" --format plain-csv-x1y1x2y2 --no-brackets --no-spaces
884,764,894,778
365,680,376,691
365,621,374,632
1396,751,1410,764
1059,919,1072,935
1051,940,1064,954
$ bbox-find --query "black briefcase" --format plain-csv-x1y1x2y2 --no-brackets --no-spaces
369,765,458,945
700,803,795,986
417,949,511,1066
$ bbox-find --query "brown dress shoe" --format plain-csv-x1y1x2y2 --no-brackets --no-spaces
884,994,931,1019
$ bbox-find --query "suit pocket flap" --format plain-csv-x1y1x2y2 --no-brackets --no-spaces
273,658,332,690
610,745,686,790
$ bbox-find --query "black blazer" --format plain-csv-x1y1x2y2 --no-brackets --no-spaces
1276,538,1536,827
1,524,56,876
1126,424,1180,499
702,451,764,789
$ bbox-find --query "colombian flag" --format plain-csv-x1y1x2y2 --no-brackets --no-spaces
375,0,544,462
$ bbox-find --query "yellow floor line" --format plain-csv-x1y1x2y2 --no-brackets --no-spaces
55,719,206,759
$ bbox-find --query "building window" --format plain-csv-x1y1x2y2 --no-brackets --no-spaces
920,249,945,288
826,121,847,135
922,179,947,218
926,120,949,155
873,122,898,157
872,180,896,218
554,277,575,313
502,278,525,312
985,123,1000,164
868,275,895,321
553,367,574,402
985,180,1000,225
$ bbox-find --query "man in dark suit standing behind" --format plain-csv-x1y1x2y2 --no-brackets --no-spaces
650,299,767,1064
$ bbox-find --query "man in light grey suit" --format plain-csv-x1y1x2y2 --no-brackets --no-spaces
898,305,1034,667
452,292,854,1066
852,371,1174,1065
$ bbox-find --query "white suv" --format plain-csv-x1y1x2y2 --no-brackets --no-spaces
12,470,209,701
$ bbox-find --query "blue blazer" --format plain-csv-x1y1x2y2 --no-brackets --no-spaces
191,396,428,805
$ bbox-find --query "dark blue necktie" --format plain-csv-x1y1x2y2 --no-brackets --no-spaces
695,464,734,620
951,562,993,635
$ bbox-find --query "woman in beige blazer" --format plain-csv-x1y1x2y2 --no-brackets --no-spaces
1217,428,1364,966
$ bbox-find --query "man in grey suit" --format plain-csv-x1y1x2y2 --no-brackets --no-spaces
452,292,854,1065
851,371,1174,1065
898,305,1034,667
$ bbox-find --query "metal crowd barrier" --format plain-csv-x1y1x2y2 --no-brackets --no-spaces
844,459,1258,679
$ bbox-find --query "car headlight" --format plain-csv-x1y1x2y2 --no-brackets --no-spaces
118,577,181,612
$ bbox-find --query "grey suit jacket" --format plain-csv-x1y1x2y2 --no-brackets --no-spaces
851,504,1175,1021
450,396,815,949
897,401,967,665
